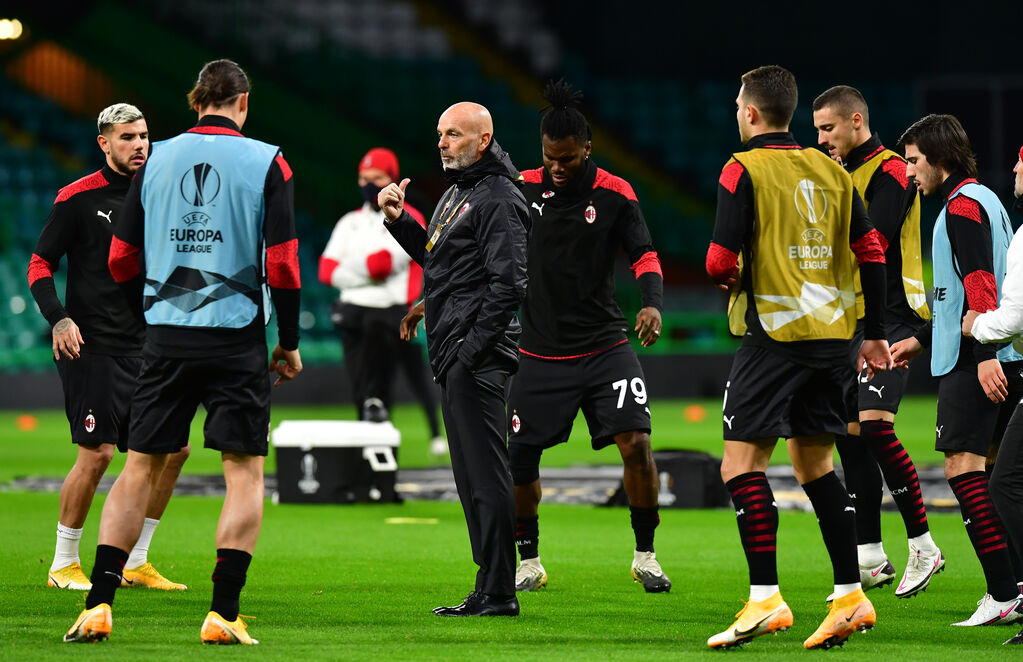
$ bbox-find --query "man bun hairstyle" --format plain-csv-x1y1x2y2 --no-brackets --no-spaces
897,114,978,179
540,78,591,143
97,103,144,134
812,85,870,126
740,65,798,129
187,59,250,110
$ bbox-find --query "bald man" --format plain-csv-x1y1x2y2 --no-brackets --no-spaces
380,102,529,616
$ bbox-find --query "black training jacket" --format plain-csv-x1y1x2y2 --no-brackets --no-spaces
386,140,529,381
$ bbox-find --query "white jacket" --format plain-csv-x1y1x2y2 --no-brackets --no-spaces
320,203,424,308
973,222,1023,354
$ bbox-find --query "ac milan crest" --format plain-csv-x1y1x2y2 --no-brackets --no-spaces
541,190,555,199
584,205,597,224
511,413,521,434
458,202,471,216
84,414,96,434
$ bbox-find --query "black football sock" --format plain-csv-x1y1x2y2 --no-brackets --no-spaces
949,472,1018,601
725,472,778,586
515,516,539,560
211,548,252,622
861,420,929,538
85,544,129,609
836,433,883,545
802,471,859,585
630,506,659,553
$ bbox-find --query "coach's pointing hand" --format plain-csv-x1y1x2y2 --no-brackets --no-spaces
379,178,410,222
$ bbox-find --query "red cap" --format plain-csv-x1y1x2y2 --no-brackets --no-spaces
1018,145,1023,163
359,148,399,182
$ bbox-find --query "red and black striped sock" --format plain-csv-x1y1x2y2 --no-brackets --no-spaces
85,544,128,609
515,516,539,560
861,420,929,538
949,471,1018,601
211,548,252,622
725,472,778,586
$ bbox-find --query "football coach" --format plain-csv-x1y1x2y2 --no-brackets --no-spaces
379,101,529,617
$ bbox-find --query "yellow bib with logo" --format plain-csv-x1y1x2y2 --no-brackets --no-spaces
849,150,929,320
726,148,857,342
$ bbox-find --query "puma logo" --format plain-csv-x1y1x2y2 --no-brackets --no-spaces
531,202,545,216
723,414,735,430
97,209,112,223
868,385,885,398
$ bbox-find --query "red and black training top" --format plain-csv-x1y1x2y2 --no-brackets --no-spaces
27,164,144,356
707,132,887,366
519,159,663,358
913,172,999,366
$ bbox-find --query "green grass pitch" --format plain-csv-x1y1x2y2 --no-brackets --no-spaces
2,396,1019,659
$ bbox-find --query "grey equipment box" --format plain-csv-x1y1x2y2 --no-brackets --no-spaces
272,420,402,504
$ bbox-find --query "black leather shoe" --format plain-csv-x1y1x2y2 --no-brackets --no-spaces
433,591,519,617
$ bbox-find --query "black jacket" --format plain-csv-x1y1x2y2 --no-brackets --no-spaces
386,140,529,381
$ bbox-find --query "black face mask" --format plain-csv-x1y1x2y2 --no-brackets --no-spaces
361,182,384,209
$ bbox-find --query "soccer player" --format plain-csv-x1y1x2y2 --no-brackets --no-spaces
812,86,944,597
705,65,891,650
318,148,444,451
509,79,668,594
964,144,1023,645
381,102,528,616
63,59,302,645
892,115,1023,627
28,103,188,592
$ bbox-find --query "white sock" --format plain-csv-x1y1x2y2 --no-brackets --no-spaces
857,542,886,567
749,584,779,602
126,517,159,569
51,522,82,572
909,531,937,554
832,582,861,600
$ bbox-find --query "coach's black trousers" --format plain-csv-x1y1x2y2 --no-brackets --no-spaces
440,359,516,596
992,402,1023,580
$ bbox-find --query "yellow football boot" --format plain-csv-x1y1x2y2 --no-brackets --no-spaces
201,611,258,645
121,562,187,590
707,591,793,648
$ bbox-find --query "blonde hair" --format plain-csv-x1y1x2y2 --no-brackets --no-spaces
97,103,144,134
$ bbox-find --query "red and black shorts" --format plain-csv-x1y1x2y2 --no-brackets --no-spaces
128,343,271,456
722,345,847,441
507,342,651,451
56,352,140,451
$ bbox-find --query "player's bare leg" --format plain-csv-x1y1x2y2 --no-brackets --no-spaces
202,453,264,645
122,445,191,590
615,431,669,592
49,443,115,589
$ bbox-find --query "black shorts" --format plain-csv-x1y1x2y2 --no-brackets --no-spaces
56,352,140,451
935,366,1005,455
844,321,920,420
507,342,651,450
128,343,271,456
723,344,847,441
